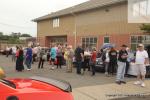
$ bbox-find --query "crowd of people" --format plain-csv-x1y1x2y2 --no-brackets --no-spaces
3,43,150,87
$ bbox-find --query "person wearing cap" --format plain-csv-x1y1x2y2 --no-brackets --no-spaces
134,44,149,87
116,44,128,85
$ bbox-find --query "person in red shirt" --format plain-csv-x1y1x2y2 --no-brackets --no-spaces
91,47,97,76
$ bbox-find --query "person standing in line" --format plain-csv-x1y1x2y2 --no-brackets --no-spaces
109,47,118,76
75,44,84,74
116,45,128,85
50,44,57,70
16,46,24,72
134,44,149,87
12,46,17,62
125,47,132,76
83,48,91,72
15,46,20,71
32,46,36,64
104,48,110,76
25,45,32,71
65,45,74,73
6,46,10,57
38,48,46,69
91,47,97,76
56,45,63,69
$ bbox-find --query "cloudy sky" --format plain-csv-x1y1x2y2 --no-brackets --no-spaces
0,0,88,37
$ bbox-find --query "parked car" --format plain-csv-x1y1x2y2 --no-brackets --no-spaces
0,76,73,100
95,57,105,72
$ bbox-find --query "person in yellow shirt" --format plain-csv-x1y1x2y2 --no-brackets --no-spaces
0,67,5,79
64,45,74,73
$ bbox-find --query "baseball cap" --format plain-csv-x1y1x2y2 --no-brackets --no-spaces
138,44,144,47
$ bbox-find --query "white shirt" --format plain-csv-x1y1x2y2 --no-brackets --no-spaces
135,50,148,64
33,47,38,54
6,47,10,51
12,47,16,54
105,52,110,62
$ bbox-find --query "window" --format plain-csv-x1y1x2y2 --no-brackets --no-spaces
53,18,59,28
133,0,150,16
82,37,97,50
131,35,150,50
104,36,110,44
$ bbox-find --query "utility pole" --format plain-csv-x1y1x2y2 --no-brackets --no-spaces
71,8,77,49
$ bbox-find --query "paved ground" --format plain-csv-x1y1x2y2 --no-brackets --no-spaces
0,55,150,100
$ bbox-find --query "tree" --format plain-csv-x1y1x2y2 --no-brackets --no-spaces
140,24,150,33
0,32,3,36
21,34,31,37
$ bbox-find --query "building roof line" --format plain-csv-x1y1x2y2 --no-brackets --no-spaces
33,0,127,22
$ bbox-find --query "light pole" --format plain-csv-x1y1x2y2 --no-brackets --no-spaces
71,10,77,48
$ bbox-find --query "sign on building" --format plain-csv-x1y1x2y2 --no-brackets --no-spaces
128,0,150,23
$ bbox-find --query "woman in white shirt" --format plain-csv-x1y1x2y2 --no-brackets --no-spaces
104,48,110,76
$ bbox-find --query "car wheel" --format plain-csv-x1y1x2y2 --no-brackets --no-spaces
7,96,19,100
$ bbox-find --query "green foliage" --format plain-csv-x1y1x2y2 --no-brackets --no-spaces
140,24,150,33
0,32,3,36
21,34,31,37
0,32,25,44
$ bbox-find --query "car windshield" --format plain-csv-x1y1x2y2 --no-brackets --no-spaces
0,79,16,88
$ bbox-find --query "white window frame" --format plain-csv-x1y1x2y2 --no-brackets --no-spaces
53,18,59,28
130,35,150,50
81,37,98,50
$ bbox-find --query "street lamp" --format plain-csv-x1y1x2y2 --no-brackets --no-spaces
70,9,77,48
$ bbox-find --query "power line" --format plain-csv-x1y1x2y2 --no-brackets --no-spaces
0,22,35,29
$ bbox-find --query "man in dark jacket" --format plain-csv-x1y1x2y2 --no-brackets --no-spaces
75,44,84,74
116,45,128,85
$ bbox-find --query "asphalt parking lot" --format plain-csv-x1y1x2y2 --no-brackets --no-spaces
0,55,150,100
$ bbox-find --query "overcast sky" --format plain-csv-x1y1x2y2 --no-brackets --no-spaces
0,0,88,37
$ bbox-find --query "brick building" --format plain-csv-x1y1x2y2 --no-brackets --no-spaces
33,0,150,50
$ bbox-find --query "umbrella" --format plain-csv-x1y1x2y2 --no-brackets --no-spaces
101,43,115,49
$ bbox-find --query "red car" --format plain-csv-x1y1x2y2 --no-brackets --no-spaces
0,76,73,100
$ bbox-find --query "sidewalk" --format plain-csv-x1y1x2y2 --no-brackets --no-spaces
73,80,150,100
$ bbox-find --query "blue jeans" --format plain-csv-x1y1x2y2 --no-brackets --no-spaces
116,61,126,81
25,58,32,69
76,61,82,74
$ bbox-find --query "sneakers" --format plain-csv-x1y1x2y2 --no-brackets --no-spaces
105,72,108,75
141,82,145,87
134,81,146,87
134,81,141,85
116,81,121,85
50,67,55,70
27,69,31,71
121,81,126,84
